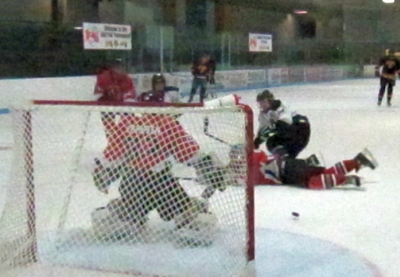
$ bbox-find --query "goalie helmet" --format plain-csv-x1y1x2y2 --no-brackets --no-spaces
256,89,274,102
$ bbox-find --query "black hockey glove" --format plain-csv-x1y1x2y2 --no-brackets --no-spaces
254,126,276,149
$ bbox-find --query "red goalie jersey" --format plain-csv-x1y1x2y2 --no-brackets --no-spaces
103,114,200,171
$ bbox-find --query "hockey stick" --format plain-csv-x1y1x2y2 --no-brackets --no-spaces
203,117,232,145
179,177,197,181
166,70,191,78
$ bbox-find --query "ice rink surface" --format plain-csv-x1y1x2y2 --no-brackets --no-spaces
0,78,398,276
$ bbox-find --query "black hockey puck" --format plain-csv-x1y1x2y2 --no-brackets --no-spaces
292,212,300,217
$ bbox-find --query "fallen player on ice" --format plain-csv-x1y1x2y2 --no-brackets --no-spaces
226,145,378,189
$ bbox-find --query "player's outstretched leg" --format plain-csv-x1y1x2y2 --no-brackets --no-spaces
354,148,378,171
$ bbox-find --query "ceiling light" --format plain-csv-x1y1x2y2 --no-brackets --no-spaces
294,10,308,15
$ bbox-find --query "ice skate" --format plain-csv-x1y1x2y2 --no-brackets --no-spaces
377,100,382,106
344,175,361,187
354,148,378,171
305,154,322,167
387,100,392,107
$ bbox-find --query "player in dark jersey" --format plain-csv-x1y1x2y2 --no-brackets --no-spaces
254,89,311,160
188,54,216,103
138,74,181,103
377,51,400,106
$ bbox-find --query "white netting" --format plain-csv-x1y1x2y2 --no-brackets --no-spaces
0,102,253,277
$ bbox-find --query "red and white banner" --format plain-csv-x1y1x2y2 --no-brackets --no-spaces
82,23,132,50
249,33,272,52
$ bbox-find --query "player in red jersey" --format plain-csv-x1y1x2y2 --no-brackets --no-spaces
94,59,136,102
94,59,136,138
227,145,378,189
90,97,225,243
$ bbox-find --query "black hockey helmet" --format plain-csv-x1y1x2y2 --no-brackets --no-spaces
151,74,166,88
256,89,274,102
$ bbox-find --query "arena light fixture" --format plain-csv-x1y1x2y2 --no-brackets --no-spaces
294,10,308,14
382,0,395,3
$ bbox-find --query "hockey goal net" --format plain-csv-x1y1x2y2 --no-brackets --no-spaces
0,99,254,277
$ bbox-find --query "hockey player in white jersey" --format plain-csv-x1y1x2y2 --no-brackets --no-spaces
254,89,311,160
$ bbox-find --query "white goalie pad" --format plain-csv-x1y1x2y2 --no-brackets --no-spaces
90,206,144,240
174,212,219,247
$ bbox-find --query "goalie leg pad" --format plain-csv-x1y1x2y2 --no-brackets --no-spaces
91,203,145,240
174,212,218,247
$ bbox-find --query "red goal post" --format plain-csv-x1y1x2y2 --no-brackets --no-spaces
0,98,255,277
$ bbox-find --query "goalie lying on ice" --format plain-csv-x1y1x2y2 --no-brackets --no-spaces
90,112,225,244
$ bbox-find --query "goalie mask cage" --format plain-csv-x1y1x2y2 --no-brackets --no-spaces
0,100,254,277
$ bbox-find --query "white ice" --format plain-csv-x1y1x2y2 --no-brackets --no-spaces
0,78,398,276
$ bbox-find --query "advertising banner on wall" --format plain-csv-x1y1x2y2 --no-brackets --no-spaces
249,33,272,52
247,70,267,86
267,68,282,85
82,23,132,50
